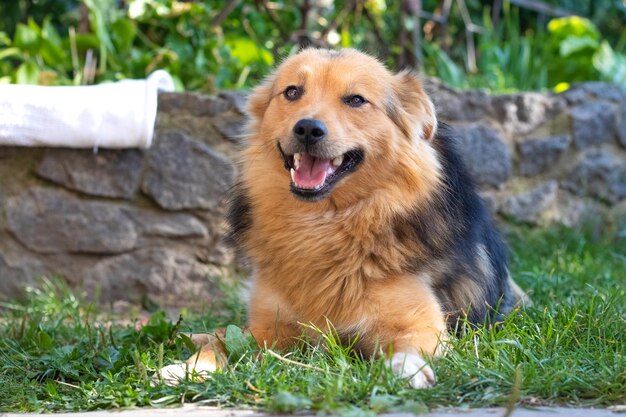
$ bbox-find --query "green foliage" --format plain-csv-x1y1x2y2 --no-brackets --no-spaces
462,4,550,91
127,0,276,91
0,0,78,36
0,18,66,85
423,6,626,91
223,324,256,361
0,226,624,412
538,0,626,46
0,0,279,90
545,16,625,87
0,1,624,91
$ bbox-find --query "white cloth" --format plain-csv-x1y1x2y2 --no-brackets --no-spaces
0,70,174,149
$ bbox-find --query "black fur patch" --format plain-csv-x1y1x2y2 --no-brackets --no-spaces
226,183,252,247
395,123,512,329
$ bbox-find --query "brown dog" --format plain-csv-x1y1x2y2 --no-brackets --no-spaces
158,48,527,388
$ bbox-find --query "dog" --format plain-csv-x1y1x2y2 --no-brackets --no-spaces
158,48,528,388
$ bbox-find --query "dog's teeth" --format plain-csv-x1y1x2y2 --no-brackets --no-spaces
290,168,296,183
294,156,300,170
332,155,344,167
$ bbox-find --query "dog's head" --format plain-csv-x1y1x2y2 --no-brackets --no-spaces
245,48,441,207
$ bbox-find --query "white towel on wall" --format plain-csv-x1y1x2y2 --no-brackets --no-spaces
0,70,175,149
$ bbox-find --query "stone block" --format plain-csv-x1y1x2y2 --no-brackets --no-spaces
124,209,208,239
84,248,221,306
158,92,231,117
563,150,626,203
558,86,588,105
37,148,143,199
0,253,41,296
518,135,571,176
491,92,565,134
556,193,601,228
454,125,512,188
142,132,235,211
423,78,490,122
499,181,558,225
212,112,247,141
570,101,618,149
219,90,249,114
6,187,137,254
580,82,626,103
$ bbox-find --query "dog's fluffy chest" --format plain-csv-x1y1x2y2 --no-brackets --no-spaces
254,204,406,273
248,204,414,323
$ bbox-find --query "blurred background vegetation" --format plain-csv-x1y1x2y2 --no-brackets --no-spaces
0,0,624,92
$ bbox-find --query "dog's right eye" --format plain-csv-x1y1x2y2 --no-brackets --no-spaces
284,86,302,101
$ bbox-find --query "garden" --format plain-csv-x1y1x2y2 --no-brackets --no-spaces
0,0,625,414
1,0,625,91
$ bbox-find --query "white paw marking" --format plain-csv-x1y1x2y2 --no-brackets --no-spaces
153,361,217,386
390,352,436,389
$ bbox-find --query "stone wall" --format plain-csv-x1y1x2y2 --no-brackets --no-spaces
0,81,624,305
424,79,626,226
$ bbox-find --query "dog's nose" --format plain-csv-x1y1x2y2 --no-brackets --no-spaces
293,119,327,147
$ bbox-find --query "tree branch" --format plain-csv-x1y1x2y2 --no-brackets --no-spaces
211,0,240,27
320,0,357,38
254,0,291,43
362,6,388,59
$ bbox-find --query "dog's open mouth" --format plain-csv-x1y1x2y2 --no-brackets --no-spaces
280,148,364,201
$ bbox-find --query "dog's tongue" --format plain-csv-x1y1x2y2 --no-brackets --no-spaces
293,153,333,189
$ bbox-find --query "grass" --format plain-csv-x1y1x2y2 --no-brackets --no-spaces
0,225,625,414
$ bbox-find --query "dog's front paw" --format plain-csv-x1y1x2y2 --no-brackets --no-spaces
155,363,191,386
390,352,436,389
154,360,217,386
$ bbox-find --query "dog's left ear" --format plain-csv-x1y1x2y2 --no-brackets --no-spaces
388,70,437,141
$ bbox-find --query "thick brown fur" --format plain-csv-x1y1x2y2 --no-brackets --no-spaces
241,49,446,357
158,48,527,388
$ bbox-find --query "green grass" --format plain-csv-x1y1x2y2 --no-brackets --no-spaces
1,225,625,413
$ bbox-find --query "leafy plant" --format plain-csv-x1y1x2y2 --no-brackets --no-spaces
422,4,626,91
0,0,278,91
0,18,68,85
0,1,625,91
547,16,626,88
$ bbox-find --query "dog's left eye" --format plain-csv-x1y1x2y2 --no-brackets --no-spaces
344,95,367,108
284,86,302,101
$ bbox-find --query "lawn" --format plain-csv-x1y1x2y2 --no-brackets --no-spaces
1,224,624,414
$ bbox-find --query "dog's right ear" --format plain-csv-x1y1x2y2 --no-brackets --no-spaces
246,75,276,121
